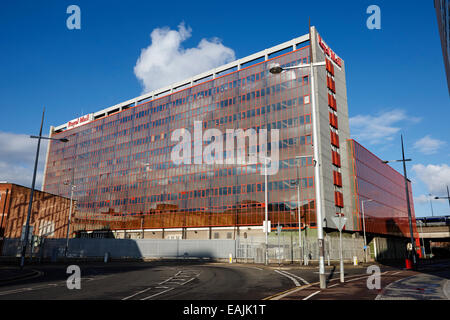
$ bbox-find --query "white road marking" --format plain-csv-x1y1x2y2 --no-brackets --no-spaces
181,278,196,286
278,270,310,285
251,267,263,271
122,287,155,300
328,283,339,288
274,270,300,287
392,271,402,275
347,276,369,282
303,290,321,300
0,283,58,296
270,285,311,300
122,269,200,300
141,287,174,300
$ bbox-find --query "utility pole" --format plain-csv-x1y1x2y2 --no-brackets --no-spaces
64,184,75,257
429,194,434,217
434,186,450,210
20,108,69,268
20,109,45,269
383,135,416,265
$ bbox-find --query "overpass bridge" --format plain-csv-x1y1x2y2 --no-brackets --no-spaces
416,216,450,258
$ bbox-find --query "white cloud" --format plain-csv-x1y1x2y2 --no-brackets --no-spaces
413,135,446,155
134,22,236,93
349,109,421,145
414,194,434,204
0,131,48,188
412,163,450,195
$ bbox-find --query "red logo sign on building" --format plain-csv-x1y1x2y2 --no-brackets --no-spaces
67,114,93,129
317,34,342,68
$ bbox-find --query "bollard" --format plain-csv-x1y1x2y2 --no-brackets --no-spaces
229,253,233,264
104,252,110,263
353,256,358,265
405,258,412,270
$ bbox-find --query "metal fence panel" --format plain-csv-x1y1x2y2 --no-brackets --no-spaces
1,235,366,263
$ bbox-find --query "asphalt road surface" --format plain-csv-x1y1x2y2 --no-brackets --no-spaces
0,261,379,300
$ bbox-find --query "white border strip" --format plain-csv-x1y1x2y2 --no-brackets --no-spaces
53,33,310,131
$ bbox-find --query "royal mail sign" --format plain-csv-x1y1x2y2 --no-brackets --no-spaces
67,114,93,129
317,34,342,68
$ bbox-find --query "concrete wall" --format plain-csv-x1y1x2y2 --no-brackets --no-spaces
2,231,368,263
310,27,354,231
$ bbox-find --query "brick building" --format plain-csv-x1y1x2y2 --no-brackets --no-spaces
0,182,73,240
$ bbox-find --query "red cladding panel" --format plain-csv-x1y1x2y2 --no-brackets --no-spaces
332,150,341,167
329,112,338,129
333,171,342,187
331,131,340,148
334,191,344,208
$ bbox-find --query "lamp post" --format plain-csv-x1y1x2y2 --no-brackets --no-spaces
434,186,450,210
20,108,69,269
64,182,76,257
429,194,435,217
382,135,416,265
269,58,327,288
361,199,373,263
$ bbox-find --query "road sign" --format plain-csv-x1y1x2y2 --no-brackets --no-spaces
331,216,347,231
263,220,271,233
20,225,33,242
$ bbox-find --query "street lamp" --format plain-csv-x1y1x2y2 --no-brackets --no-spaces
361,199,374,263
434,185,450,210
269,58,327,288
382,135,416,265
20,108,69,268
63,181,76,257
428,194,435,217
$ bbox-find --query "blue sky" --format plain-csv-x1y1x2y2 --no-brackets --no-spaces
0,0,449,217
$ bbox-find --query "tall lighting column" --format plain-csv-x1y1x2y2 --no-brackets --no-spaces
269,55,327,288
20,108,68,268
383,135,416,265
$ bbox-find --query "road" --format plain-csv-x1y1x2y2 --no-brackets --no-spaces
0,261,447,300
0,261,373,300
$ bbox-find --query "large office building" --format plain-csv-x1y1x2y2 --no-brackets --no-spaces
435,0,450,94
42,27,419,249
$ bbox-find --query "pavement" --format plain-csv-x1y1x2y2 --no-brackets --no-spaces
267,260,450,300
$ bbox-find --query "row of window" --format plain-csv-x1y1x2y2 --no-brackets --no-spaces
75,155,314,194
92,174,313,207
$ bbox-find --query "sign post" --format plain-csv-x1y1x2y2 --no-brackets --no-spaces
332,215,347,283
277,224,283,266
